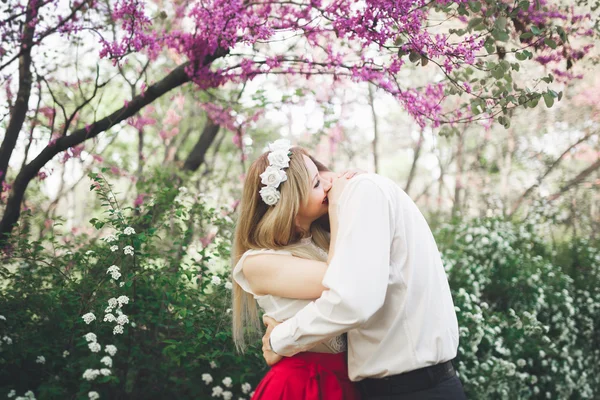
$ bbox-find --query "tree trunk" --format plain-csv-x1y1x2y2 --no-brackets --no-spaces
0,0,36,197
452,128,465,218
368,84,379,173
183,119,220,171
405,128,424,195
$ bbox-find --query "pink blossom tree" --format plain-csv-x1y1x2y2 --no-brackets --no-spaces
0,0,596,241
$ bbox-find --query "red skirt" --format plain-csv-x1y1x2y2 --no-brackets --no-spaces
251,352,361,400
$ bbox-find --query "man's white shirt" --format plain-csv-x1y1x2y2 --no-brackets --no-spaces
269,173,459,381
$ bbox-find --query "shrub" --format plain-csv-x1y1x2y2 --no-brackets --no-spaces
1,172,599,399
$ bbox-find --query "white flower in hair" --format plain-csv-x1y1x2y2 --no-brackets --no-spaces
260,185,281,206
267,149,290,169
259,138,292,206
260,166,287,188
268,139,292,152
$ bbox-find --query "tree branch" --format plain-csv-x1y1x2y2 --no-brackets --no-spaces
548,158,600,202
0,47,228,243
509,133,593,216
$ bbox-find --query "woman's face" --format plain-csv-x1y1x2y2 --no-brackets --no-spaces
296,155,332,227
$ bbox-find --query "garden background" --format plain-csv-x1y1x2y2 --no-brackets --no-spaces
1,0,599,398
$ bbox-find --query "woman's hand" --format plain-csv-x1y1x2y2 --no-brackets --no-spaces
262,316,283,367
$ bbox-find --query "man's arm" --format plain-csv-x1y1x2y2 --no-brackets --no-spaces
269,177,392,356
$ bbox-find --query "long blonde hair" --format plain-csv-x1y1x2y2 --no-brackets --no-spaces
231,147,330,352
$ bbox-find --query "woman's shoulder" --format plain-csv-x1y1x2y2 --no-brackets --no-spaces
233,248,295,297
233,248,293,275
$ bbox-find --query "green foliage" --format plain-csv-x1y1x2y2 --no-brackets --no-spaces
438,217,600,399
0,170,266,399
1,173,599,399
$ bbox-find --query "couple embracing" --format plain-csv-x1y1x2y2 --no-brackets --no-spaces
231,140,467,400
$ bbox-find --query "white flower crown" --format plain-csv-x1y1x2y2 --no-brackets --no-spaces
259,139,293,206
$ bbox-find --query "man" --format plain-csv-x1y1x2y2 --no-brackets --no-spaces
262,172,467,399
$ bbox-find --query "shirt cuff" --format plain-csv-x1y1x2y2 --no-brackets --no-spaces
269,321,298,357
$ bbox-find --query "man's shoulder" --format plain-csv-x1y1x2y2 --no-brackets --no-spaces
348,173,399,193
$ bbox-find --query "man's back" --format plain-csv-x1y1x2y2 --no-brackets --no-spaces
269,173,460,383
338,174,459,380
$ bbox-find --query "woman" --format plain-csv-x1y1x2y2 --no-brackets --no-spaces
231,140,361,400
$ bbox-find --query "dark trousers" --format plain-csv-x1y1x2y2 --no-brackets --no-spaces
360,374,468,400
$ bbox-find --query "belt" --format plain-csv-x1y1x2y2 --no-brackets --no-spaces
359,360,456,396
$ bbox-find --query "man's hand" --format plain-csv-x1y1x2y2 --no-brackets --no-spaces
328,172,355,206
339,168,367,179
262,316,283,367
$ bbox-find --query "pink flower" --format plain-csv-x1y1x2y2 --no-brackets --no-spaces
199,232,216,248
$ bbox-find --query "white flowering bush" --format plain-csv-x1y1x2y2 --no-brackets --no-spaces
437,217,600,399
1,168,598,399
0,169,264,399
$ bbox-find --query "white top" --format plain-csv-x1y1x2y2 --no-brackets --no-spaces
232,244,346,354
269,173,459,381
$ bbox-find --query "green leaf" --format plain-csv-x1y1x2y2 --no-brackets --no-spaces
515,52,527,61
471,99,484,115
556,26,567,42
457,4,469,16
544,38,557,49
531,26,542,35
558,91,563,101
484,37,495,54
491,65,505,79
520,32,533,40
495,16,507,31
409,51,421,63
492,28,510,42
468,1,481,12
468,17,484,30
519,0,530,11
543,92,554,108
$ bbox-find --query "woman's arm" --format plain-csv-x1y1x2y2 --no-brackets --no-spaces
242,254,327,299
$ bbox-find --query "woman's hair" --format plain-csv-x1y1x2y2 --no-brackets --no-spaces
231,147,330,352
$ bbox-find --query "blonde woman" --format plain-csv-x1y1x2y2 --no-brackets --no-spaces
231,140,361,400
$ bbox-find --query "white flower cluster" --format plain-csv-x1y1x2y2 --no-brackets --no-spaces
123,226,135,235
106,265,121,280
10,390,36,400
202,373,213,385
82,368,111,381
104,296,130,335
84,332,101,353
105,344,117,356
259,139,292,206
241,383,252,394
103,235,118,243
82,312,96,324
35,356,45,364
88,391,100,400
123,245,134,256
100,355,112,367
